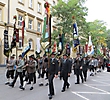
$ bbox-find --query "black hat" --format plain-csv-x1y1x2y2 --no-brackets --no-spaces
63,54,68,57
10,55,15,58
31,54,35,59
51,52,56,55
77,53,80,55
19,54,23,58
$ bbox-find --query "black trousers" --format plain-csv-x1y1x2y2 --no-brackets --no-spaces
12,71,23,86
76,73,83,83
48,74,55,95
62,73,69,90
83,70,87,80
6,70,15,79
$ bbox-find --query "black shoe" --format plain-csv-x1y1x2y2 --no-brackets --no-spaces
27,82,31,84
9,83,14,88
39,83,43,86
45,77,48,80
38,76,40,79
49,95,52,99
48,93,54,96
45,83,49,86
19,86,25,90
61,89,65,92
67,84,70,89
82,80,84,83
30,87,33,90
84,78,86,82
5,82,10,85
75,83,80,84
33,82,36,84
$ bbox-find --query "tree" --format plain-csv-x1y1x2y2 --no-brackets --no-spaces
51,0,88,46
87,20,108,47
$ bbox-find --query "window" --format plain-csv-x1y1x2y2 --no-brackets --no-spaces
0,9,1,21
18,14,23,26
28,18,33,29
38,2,41,13
28,39,33,49
19,38,22,49
37,22,41,32
29,0,33,8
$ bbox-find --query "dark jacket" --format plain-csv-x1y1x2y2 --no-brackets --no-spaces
82,60,90,71
48,58,58,75
60,59,71,74
74,57,82,75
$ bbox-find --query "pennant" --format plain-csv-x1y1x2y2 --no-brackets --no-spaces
4,30,10,57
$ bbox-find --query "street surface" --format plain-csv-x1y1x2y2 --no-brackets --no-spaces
0,67,110,100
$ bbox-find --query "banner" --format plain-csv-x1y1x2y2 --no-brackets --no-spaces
22,45,31,58
11,24,16,50
4,30,9,57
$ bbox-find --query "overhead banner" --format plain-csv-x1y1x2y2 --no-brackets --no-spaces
4,30,9,57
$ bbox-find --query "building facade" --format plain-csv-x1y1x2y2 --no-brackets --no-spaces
0,0,58,64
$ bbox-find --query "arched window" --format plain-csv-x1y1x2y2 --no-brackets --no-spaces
28,39,33,50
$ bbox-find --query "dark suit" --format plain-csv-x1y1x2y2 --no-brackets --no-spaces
82,59,89,81
48,58,58,96
60,58,71,90
74,57,83,83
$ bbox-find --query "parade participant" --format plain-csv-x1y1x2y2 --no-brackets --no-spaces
9,54,24,89
82,57,89,82
74,53,83,84
5,55,16,85
39,54,48,86
48,52,58,99
89,56,95,76
60,54,71,92
23,55,36,90
94,57,99,74
37,56,43,79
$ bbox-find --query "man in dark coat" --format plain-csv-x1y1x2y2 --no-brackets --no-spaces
60,54,71,92
82,57,90,82
74,53,83,84
48,52,58,99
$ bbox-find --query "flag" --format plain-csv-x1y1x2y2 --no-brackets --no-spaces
73,22,79,48
22,20,25,46
87,36,94,55
36,37,41,54
58,34,64,56
22,44,31,58
4,30,10,57
11,24,16,50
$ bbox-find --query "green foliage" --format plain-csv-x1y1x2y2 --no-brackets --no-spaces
88,20,108,47
51,0,88,46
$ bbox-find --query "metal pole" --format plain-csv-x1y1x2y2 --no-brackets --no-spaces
7,0,10,25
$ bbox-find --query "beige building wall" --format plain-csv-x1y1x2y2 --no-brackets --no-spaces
0,0,58,64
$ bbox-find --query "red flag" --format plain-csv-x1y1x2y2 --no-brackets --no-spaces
22,20,25,46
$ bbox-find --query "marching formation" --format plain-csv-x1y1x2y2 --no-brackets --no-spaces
4,52,109,99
